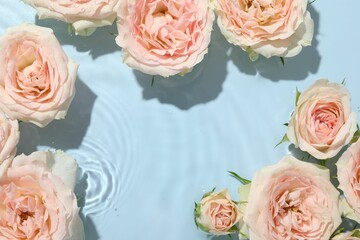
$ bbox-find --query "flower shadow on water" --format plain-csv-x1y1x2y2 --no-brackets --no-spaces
74,171,100,240
133,23,229,110
17,78,99,238
34,17,120,59
17,78,97,154
230,5,321,81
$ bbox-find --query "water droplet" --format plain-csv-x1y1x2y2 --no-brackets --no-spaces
75,3,79,8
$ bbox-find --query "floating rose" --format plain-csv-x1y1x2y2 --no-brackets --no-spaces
0,150,84,239
287,79,357,159
22,0,120,36
337,138,360,222
211,0,314,60
0,112,19,164
243,155,341,240
194,189,242,235
116,0,214,77
0,23,78,127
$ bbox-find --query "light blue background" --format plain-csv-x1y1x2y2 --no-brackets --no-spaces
1,1,360,239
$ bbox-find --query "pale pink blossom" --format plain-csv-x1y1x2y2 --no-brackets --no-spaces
243,155,341,240
287,79,357,159
0,23,78,127
0,150,84,240
211,0,314,59
195,189,242,235
116,0,214,77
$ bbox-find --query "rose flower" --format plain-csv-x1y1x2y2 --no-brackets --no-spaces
116,0,215,77
0,23,78,127
0,112,19,164
211,0,314,59
194,189,242,235
243,155,341,240
287,79,357,159
0,150,84,239
337,138,360,223
22,0,120,36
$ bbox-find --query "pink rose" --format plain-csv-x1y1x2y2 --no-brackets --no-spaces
287,79,357,159
194,189,242,235
211,0,314,59
0,23,78,127
0,112,19,164
243,155,341,240
116,0,214,77
22,0,120,36
337,138,360,222
0,150,84,240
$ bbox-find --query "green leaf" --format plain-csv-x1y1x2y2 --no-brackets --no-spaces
151,76,155,86
341,78,346,85
295,87,301,106
227,234,233,240
275,134,289,148
228,171,251,185
280,57,285,66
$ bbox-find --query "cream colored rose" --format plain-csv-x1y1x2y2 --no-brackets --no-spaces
0,23,78,127
0,112,19,164
337,138,360,222
0,150,84,240
287,79,357,159
116,0,214,77
22,0,120,36
243,155,341,240
195,189,242,235
211,0,314,59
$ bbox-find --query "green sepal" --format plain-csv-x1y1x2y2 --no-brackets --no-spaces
275,134,289,148
151,76,155,86
227,234,233,240
341,78,346,85
330,227,345,239
280,57,285,66
228,171,251,185
193,202,210,232
228,224,239,233
318,160,326,167
308,0,316,4
283,123,289,126
67,24,74,35
350,125,360,144
239,230,249,239
201,187,216,199
352,229,360,237
295,87,301,106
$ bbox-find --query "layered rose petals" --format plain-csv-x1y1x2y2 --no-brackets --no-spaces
0,150,84,240
0,23,78,127
287,79,357,159
243,155,341,240
212,0,314,59
116,0,214,77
